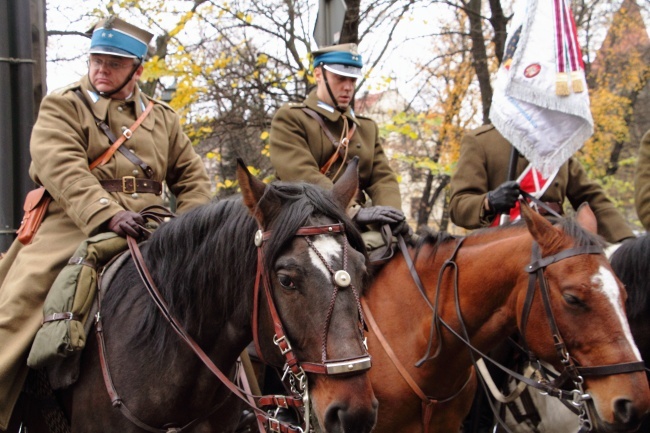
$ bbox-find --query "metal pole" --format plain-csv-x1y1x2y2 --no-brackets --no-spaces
0,2,16,251
498,146,519,226
0,0,42,251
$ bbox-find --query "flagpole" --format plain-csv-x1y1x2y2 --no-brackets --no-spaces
499,146,519,225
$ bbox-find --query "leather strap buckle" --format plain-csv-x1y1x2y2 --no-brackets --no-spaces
122,128,133,139
122,176,136,194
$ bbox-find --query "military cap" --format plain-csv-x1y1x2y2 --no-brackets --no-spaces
312,43,363,79
88,16,153,60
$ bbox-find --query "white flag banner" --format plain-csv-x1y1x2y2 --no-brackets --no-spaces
489,0,594,179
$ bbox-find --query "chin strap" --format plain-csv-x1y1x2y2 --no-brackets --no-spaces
320,64,348,113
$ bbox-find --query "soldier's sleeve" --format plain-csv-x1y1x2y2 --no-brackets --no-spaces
565,157,634,243
160,105,212,213
363,119,402,210
29,92,125,236
269,105,333,190
635,130,650,231
449,132,493,229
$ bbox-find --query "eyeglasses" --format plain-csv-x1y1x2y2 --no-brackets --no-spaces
88,57,136,71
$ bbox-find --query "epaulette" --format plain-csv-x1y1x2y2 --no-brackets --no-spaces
471,124,496,136
287,101,307,109
52,82,82,96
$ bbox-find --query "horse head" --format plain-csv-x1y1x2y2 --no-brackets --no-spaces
518,202,650,431
237,158,378,433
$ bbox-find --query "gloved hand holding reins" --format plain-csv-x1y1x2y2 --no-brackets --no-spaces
354,205,412,237
107,210,145,238
486,181,521,214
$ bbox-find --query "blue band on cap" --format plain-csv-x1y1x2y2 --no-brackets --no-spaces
313,51,363,69
90,28,148,59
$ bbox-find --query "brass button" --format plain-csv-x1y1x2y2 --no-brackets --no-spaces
99,198,109,205
132,169,139,175
131,193,139,199
117,106,123,112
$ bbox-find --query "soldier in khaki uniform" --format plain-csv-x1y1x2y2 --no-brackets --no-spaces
270,43,408,235
634,129,650,231
449,125,633,243
0,17,211,428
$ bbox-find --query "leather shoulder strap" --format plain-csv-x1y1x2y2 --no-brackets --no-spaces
302,107,339,146
74,90,155,177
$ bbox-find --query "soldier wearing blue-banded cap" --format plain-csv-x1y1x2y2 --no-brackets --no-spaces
269,43,411,242
0,17,211,427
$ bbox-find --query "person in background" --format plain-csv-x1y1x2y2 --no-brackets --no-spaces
269,43,409,238
0,16,211,429
634,129,650,231
449,124,634,243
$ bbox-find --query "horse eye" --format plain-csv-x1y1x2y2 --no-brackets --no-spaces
563,293,585,307
278,274,296,289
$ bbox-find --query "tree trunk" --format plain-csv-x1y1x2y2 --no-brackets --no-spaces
465,0,493,124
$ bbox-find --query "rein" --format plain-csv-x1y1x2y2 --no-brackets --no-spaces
95,220,370,433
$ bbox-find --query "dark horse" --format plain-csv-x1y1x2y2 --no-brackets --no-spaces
15,160,378,432
362,203,650,433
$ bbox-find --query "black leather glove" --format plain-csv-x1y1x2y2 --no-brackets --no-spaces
107,210,145,238
486,181,521,214
354,206,405,226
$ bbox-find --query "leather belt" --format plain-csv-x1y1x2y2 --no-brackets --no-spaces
100,177,162,195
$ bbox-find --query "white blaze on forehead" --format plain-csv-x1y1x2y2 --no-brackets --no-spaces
308,236,342,279
593,265,642,360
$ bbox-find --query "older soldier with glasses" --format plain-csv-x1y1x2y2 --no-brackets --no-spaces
0,16,211,429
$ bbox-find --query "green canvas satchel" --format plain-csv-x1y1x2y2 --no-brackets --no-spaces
27,232,128,369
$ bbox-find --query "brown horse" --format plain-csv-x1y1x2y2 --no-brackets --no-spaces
362,203,650,433
16,160,378,432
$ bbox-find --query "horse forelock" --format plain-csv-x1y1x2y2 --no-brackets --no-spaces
261,181,365,272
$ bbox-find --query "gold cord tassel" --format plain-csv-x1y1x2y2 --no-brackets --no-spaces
555,72,570,96
571,71,584,93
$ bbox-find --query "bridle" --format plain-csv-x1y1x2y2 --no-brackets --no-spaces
94,220,370,433
376,233,646,433
251,222,371,432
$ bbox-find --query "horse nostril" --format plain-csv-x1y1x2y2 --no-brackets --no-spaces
613,398,636,424
324,402,377,433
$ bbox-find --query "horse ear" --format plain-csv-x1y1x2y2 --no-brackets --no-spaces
331,157,360,210
520,199,559,248
575,202,598,234
236,158,268,223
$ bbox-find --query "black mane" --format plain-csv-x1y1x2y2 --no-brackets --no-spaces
103,180,365,358
610,234,650,320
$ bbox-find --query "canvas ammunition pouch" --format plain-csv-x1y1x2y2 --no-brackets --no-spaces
27,232,128,372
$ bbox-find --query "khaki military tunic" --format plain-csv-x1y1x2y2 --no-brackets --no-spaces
449,125,634,243
634,129,650,231
0,75,211,428
269,90,402,210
